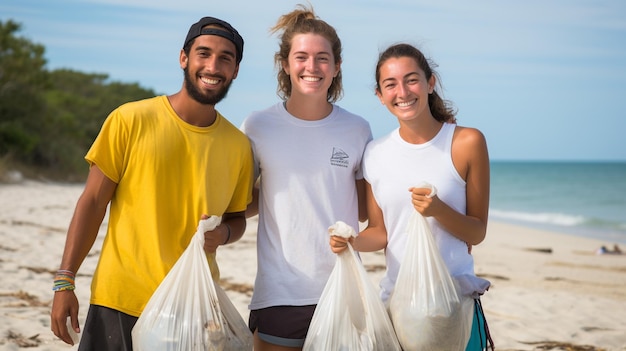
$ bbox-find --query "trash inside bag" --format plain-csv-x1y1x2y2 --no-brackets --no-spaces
303,221,401,351
131,217,253,351
389,183,473,351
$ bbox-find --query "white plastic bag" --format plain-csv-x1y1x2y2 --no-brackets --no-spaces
131,217,253,351
303,221,401,351
389,183,473,351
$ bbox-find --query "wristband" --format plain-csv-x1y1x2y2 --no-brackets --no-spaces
53,269,76,292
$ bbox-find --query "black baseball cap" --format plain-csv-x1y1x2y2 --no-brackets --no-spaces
184,17,244,64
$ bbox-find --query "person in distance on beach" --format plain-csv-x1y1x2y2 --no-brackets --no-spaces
240,4,372,350
49,16,253,350
596,244,623,255
330,43,494,350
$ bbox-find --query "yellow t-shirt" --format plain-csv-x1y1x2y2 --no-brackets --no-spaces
85,96,253,317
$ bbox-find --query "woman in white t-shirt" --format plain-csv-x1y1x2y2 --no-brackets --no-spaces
331,43,494,350
240,4,372,351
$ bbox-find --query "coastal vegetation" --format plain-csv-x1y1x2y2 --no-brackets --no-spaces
0,19,156,182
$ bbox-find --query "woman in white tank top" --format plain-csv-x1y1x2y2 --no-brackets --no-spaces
330,43,494,350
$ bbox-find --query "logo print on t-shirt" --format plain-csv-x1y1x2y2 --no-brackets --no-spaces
330,147,349,168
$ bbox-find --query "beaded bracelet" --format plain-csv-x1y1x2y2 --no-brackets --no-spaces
53,269,76,292
223,223,231,245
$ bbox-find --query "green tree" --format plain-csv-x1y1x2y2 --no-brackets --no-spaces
0,19,156,180
0,19,49,159
42,69,156,177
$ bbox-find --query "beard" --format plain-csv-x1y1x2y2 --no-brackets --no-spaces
183,66,232,105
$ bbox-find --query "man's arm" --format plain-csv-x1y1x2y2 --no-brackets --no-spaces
50,165,117,345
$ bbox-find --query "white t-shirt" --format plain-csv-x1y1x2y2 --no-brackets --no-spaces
363,122,478,302
241,102,372,309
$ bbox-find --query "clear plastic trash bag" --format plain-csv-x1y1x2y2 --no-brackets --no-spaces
131,217,253,351
389,183,473,351
303,221,401,351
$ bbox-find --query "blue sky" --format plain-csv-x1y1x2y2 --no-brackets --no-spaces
2,0,625,161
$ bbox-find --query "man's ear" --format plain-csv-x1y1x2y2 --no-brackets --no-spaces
180,49,188,70
232,64,239,80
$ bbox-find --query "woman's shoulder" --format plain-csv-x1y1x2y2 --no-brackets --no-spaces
452,125,487,148
241,103,284,128
451,125,489,172
333,104,368,121
365,129,397,152
332,105,372,132
246,102,283,119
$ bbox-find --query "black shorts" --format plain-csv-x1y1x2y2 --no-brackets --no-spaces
249,305,316,348
78,304,138,351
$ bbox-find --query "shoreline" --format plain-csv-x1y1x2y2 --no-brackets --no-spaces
1,180,625,350
489,215,626,247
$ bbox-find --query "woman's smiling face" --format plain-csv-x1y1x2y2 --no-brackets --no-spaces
283,33,339,99
376,56,434,122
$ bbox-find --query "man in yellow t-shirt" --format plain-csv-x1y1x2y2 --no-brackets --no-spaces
50,16,253,351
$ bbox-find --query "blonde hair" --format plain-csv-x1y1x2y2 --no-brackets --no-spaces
270,4,343,102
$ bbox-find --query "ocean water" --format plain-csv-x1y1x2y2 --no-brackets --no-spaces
489,161,626,245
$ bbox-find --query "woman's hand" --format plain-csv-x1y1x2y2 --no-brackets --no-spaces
329,235,352,254
409,186,440,217
328,221,356,254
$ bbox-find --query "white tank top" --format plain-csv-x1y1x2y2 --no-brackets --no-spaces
363,123,477,302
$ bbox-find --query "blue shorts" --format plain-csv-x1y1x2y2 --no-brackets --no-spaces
248,305,316,348
466,299,495,351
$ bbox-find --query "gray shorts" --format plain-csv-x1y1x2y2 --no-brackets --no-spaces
249,305,316,348
78,304,138,351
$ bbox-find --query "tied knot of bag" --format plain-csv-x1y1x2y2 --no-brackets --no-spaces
328,221,356,239
196,216,222,244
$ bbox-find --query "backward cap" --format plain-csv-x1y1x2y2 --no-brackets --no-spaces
184,16,244,63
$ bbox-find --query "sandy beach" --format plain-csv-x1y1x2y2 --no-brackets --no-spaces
1,180,625,350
